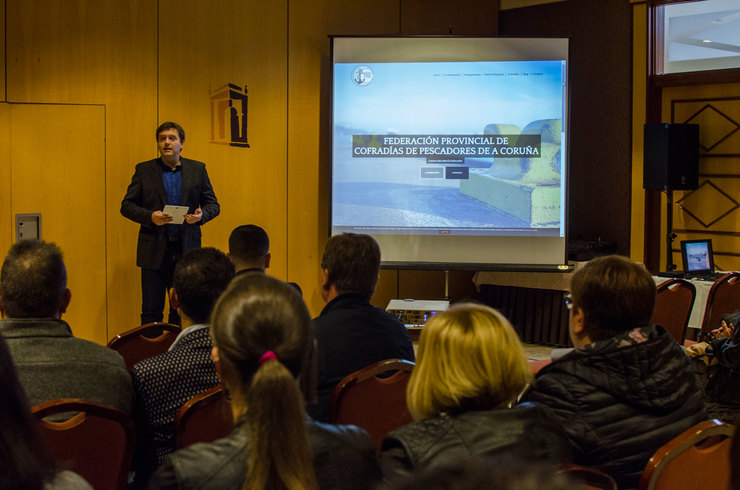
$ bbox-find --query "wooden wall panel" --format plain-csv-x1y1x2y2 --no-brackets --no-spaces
157,0,289,293
6,0,159,339
288,0,400,316
630,3,648,261
10,104,106,344
0,104,10,256
662,83,740,272
0,0,5,101
401,0,499,35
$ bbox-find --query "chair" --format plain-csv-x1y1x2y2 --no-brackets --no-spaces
556,464,618,490
33,399,135,490
107,322,181,370
652,278,696,344
330,359,415,454
174,385,234,449
700,272,740,341
639,419,735,490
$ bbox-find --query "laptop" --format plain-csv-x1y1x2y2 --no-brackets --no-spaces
681,239,724,281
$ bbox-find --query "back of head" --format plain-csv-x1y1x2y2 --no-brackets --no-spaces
0,335,55,489
228,225,270,270
0,240,66,318
407,303,531,421
321,233,380,297
173,247,235,324
570,254,655,341
210,273,317,490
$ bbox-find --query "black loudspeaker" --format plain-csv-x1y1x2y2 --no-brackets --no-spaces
643,123,699,190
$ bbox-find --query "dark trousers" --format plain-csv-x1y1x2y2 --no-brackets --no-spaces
140,239,182,325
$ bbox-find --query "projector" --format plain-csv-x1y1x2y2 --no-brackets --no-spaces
386,299,450,327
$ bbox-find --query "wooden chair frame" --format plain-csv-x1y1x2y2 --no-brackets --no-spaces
700,272,740,341
639,419,735,490
652,278,696,344
33,399,135,490
330,359,415,453
174,385,233,449
107,322,181,370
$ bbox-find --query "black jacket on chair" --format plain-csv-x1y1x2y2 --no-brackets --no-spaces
525,324,707,490
147,419,381,490
379,402,571,484
121,158,219,270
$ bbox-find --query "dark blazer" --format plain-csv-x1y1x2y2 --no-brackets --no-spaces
121,157,220,269
130,326,220,487
308,293,415,423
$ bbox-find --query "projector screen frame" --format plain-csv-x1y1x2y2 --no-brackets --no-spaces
329,35,572,272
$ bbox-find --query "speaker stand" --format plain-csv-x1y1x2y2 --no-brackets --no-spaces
664,189,677,272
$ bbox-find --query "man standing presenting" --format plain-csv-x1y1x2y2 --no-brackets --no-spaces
121,122,220,324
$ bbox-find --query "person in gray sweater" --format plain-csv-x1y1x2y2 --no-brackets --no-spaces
0,240,132,415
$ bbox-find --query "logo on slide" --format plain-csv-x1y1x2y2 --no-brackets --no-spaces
352,66,373,86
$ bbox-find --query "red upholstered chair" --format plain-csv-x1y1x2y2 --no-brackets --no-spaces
330,359,415,454
652,278,696,344
639,419,735,490
33,399,135,490
700,272,740,341
556,464,618,490
174,385,234,449
529,358,552,374
107,322,181,370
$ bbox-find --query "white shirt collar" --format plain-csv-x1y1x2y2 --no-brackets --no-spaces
168,323,209,351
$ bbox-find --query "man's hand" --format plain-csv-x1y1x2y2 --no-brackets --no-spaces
185,207,203,224
685,342,709,357
151,210,173,226
711,320,735,339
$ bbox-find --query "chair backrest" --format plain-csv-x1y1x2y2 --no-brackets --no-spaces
330,359,415,454
701,272,740,340
175,385,234,449
652,278,696,343
107,322,181,370
556,464,618,490
33,399,135,490
639,419,735,490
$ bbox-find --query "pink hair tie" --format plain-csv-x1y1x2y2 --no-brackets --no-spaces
259,350,278,365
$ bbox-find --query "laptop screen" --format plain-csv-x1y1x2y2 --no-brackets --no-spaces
681,239,714,273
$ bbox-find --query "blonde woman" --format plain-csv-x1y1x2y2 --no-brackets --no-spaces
381,303,570,482
149,274,380,490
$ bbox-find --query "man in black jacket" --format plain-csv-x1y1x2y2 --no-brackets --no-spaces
525,255,706,489
307,233,415,422
121,122,220,324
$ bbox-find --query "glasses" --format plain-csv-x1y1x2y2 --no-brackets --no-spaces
564,292,573,310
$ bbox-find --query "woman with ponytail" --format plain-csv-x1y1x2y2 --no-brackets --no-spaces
148,273,380,490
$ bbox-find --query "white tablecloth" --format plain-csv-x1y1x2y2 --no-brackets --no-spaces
653,276,713,330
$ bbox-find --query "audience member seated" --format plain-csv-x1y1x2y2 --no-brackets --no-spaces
524,255,706,489
685,310,740,423
0,240,132,414
148,273,381,489
130,247,234,487
228,224,271,276
381,303,571,484
228,223,302,294
0,332,92,490
308,233,415,422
